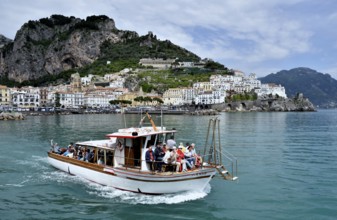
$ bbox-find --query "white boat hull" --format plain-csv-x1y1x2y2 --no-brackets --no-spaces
48,153,216,194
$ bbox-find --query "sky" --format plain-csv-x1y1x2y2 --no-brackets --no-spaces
1,0,337,78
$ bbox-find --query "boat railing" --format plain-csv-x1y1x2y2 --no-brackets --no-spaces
112,154,217,173
216,148,238,180
201,149,238,181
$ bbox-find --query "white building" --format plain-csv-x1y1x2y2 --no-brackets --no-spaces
53,92,84,108
139,58,175,69
163,88,184,105
255,83,287,98
11,87,40,108
195,90,226,105
83,88,127,108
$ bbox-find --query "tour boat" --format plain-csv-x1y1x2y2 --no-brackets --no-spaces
47,114,238,194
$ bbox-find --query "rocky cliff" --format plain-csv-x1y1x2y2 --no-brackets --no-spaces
0,15,137,82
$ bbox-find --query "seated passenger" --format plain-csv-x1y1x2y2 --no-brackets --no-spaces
62,145,72,156
154,143,166,171
88,149,95,163
52,143,61,154
98,157,104,165
163,146,181,172
145,146,155,171
184,145,196,169
177,145,191,171
190,143,202,167
67,148,74,158
77,147,84,160
179,142,187,153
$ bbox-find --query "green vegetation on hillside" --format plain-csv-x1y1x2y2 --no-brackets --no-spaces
0,15,232,89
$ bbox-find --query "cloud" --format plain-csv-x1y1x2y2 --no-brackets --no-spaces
1,0,337,77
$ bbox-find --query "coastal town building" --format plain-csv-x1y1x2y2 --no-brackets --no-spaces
162,88,184,106
0,63,288,110
255,83,287,98
195,90,226,105
11,87,40,108
54,92,84,109
0,85,11,106
139,58,175,69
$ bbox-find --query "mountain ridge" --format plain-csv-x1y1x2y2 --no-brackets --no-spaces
259,67,337,108
0,14,201,84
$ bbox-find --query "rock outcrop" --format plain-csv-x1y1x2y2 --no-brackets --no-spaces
0,112,25,120
223,93,316,112
0,15,137,82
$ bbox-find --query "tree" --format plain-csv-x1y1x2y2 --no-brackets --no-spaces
109,99,132,106
134,96,144,103
143,96,153,105
152,97,164,105
55,92,61,107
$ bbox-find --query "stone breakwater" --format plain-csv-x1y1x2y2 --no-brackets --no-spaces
0,112,25,120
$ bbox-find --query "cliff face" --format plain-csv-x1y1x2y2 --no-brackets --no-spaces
0,35,12,46
0,15,135,82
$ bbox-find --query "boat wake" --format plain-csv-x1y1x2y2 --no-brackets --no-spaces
86,183,211,204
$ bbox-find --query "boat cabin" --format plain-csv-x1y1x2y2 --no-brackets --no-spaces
73,127,176,172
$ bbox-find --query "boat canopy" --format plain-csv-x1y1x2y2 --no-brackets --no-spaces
106,126,176,139
75,139,116,150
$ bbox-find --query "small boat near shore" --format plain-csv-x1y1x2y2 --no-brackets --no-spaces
47,113,238,194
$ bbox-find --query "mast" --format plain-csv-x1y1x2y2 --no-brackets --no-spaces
146,111,158,131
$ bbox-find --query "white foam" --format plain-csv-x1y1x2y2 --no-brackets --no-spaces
86,182,211,204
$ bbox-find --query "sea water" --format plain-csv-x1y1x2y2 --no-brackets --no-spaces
0,110,337,219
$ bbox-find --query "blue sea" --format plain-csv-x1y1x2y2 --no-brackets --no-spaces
1,110,337,220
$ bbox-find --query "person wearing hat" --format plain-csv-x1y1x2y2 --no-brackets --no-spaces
177,145,189,171
179,142,187,153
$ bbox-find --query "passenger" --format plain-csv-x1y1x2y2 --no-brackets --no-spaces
77,147,83,160
62,145,72,156
98,157,104,165
52,143,61,154
163,146,181,172
177,145,191,171
88,149,95,163
74,144,79,158
184,145,196,169
145,145,155,171
185,142,190,153
85,149,92,162
67,148,74,158
154,143,166,171
167,135,176,148
170,146,181,172
190,143,202,167
179,142,187,153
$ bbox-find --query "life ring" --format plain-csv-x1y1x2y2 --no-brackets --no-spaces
118,140,124,151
